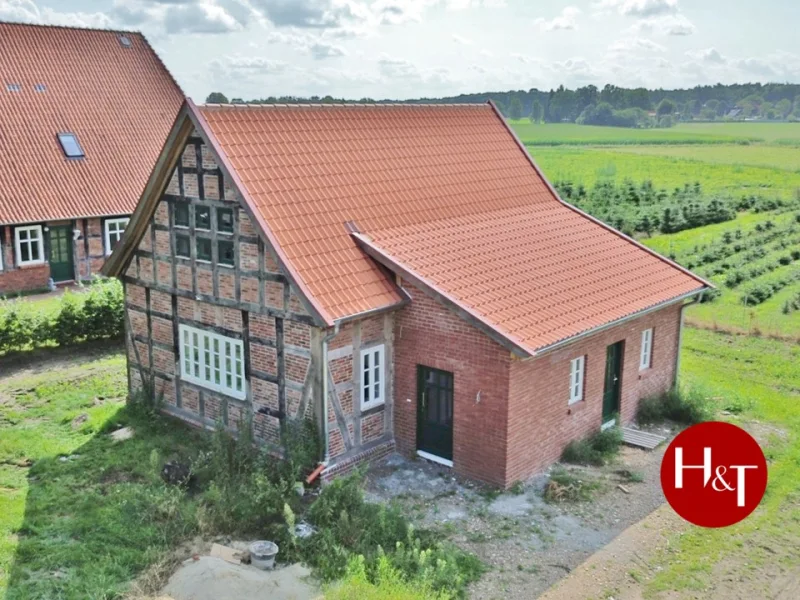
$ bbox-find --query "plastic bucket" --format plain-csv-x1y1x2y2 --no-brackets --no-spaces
250,541,279,570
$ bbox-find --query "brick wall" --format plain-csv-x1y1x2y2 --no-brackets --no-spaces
324,313,394,466
505,303,682,485
393,281,513,486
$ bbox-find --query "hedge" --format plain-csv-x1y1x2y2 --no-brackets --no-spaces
0,278,124,355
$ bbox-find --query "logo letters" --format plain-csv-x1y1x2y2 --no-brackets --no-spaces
673,446,758,508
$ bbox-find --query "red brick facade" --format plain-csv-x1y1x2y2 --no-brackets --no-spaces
392,280,682,487
0,217,120,295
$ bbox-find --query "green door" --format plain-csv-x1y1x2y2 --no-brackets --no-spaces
48,225,74,282
416,366,454,462
602,341,623,428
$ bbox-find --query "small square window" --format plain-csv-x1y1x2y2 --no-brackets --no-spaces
217,208,234,234
196,237,212,262
195,206,211,231
57,133,84,158
218,240,235,266
176,234,190,258
174,203,190,228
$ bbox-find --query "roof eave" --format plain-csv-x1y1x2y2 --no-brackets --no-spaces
529,286,710,358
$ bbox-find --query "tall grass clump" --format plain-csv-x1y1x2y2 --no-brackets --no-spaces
561,427,623,466
637,387,714,425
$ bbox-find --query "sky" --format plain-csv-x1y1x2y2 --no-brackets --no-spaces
2,0,799,101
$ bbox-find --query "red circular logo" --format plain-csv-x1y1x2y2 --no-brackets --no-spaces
660,421,767,528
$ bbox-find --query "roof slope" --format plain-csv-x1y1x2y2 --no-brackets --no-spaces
0,22,183,224
197,102,708,353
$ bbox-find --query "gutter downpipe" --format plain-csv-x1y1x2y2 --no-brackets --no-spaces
674,295,700,390
321,322,341,466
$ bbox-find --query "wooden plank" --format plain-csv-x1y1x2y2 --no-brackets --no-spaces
621,427,666,450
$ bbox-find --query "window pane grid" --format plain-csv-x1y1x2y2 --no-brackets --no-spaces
360,344,385,409
569,356,584,404
180,325,245,400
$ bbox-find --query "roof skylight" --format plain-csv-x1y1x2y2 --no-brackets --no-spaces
57,133,85,158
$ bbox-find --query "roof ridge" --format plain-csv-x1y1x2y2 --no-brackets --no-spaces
0,19,142,36
201,102,491,109
486,100,714,291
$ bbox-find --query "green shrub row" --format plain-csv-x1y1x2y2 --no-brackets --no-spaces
739,267,800,305
782,291,800,314
556,179,737,236
0,278,123,355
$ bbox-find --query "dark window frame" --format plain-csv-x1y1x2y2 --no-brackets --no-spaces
174,203,190,228
57,132,85,158
196,237,212,262
195,206,211,231
217,207,234,234
176,233,191,258
218,239,235,267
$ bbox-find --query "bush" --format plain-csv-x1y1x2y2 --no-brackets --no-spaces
637,388,714,425
325,555,454,600
561,427,622,466
0,278,124,354
304,471,483,594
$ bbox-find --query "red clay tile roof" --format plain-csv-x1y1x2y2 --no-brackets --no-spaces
0,22,183,224
196,102,708,353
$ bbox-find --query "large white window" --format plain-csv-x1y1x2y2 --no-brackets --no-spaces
640,328,654,370
569,356,585,405
105,218,129,255
15,225,44,266
179,324,245,399
360,344,385,410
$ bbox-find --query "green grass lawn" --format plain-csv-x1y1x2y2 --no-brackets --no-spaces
611,144,800,172
646,328,800,595
0,346,209,599
530,146,800,199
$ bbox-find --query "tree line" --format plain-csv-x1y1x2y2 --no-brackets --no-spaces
206,82,800,128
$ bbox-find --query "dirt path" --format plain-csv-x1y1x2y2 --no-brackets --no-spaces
538,504,687,600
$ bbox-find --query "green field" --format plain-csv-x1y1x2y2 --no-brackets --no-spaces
510,121,800,146
511,120,800,339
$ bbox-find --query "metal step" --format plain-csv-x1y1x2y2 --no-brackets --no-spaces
621,427,666,450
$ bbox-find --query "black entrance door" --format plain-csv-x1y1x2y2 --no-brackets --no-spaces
602,341,623,427
416,366,454,462
48,225,74,282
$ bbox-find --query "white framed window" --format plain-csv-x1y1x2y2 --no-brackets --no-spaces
179,324,245,400
104,218,129,255
15,225,44,266
640,328,654,370
569,356,585,405
360,344,385,410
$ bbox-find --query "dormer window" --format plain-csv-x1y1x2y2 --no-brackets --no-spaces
57,133,84,158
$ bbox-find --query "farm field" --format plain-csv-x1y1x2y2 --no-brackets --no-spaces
511,120,800,340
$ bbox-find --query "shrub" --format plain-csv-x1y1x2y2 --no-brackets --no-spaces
561,427,622,466
637,388,714,425
325,555,455,600
304,471,483,593
0,277,124,354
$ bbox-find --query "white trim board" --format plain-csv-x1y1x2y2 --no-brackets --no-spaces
417,450,453,468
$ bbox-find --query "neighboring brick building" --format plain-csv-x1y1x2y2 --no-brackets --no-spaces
105,100,711,486
0,22,183,295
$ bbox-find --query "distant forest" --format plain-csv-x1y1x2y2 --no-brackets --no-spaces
206,82,800,128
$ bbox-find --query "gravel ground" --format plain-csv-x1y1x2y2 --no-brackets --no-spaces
364,425,679,600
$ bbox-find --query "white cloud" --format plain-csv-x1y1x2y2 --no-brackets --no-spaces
309,41,347,58
377,54,455,88
686,47,726,64
609,36,666,54
0,0,112,28
533,6,580,31
164,3,244,34
631,13,695,36
596,0,677,18
452,33,473,45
